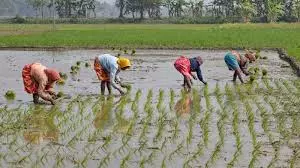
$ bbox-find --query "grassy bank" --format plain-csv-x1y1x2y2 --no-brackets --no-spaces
0,23,300,60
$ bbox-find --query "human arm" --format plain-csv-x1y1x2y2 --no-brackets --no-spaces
109,68,125,95
37,79,55,104
195,67,207,85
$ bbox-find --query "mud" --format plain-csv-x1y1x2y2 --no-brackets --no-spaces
0,49,297,104
0,49,299,168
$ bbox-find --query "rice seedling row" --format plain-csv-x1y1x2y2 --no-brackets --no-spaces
1,79,299,167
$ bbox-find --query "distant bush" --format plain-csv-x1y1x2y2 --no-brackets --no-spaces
11,15,26,23
1,16,299,24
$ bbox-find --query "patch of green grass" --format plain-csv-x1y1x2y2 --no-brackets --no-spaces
1,24,300,60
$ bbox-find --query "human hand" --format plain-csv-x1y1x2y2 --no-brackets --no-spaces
119,90,125,95
50,99,56,105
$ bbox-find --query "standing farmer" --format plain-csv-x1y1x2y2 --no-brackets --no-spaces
94,54,131,95
22,63,61,105
174,56,207,92
224,50,253,83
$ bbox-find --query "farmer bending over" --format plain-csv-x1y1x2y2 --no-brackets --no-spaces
94,54,131,95
174,56,207,92
22,63,61,105
224,50,255,83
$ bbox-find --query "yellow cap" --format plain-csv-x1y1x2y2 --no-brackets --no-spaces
117,57,131,69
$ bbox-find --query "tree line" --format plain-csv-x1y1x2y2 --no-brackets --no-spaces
26,0,97,18
25,0,300,22
115,0,300,22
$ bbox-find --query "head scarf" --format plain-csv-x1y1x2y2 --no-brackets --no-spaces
195,56,204,65
45,69,60,81
245,52,256,62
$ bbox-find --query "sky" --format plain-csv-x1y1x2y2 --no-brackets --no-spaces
100,0,114,4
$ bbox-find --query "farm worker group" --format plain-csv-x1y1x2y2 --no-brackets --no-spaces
21,50,256,105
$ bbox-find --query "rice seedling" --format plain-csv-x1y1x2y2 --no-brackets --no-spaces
168,140,184,160
225,84,242,168
131,49,136,56
5,90,16,100
171,118,180,141
255,50,261,59
71,65,77,71
57,79,65,86
237,85,260,168
161,156,167,168
139,157,147,168
99,153,111,168
192,88,201,114
59,72,68,80
157,89,164,111
249,143,261,168
290,148,300,168
169,89,175,111
120,152,131,168
160,137,168,151
57,91,64,98
249,75,256,83
199,85,212,147
85,62,90,67
76,61,81,66
262,69,268,76
101,135,112,149
154,110,166,142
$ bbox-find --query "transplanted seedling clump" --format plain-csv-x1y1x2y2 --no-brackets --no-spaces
85,62,90,67
59,72,68,80
262,69,268,76
57,79,66,86
131,49,136,56
5,90,16,100
57,91,64,98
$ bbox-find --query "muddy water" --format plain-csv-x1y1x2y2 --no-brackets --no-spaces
0,50,299,168
0,49,297,104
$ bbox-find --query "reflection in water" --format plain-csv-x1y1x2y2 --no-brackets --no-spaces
175,93,192,118
23,106,59,144
93,96,114,130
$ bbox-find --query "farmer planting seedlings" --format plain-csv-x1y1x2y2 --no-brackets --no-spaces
22,63,61,105
224,50,253,84
174,56,207,92
94,54,131,95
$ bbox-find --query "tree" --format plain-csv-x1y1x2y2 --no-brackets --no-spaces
293,0,300,21
116,0,125,18
125,0,138,18
240,0,256,22
266,0,284,22
145,0,162,18
26,0,49,18
163,0,176,17
186,0,203,17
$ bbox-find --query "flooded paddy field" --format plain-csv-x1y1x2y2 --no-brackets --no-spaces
0,50,299,167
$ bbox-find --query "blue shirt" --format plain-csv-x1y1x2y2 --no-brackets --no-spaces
97,54,120,88
189,58,204,82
